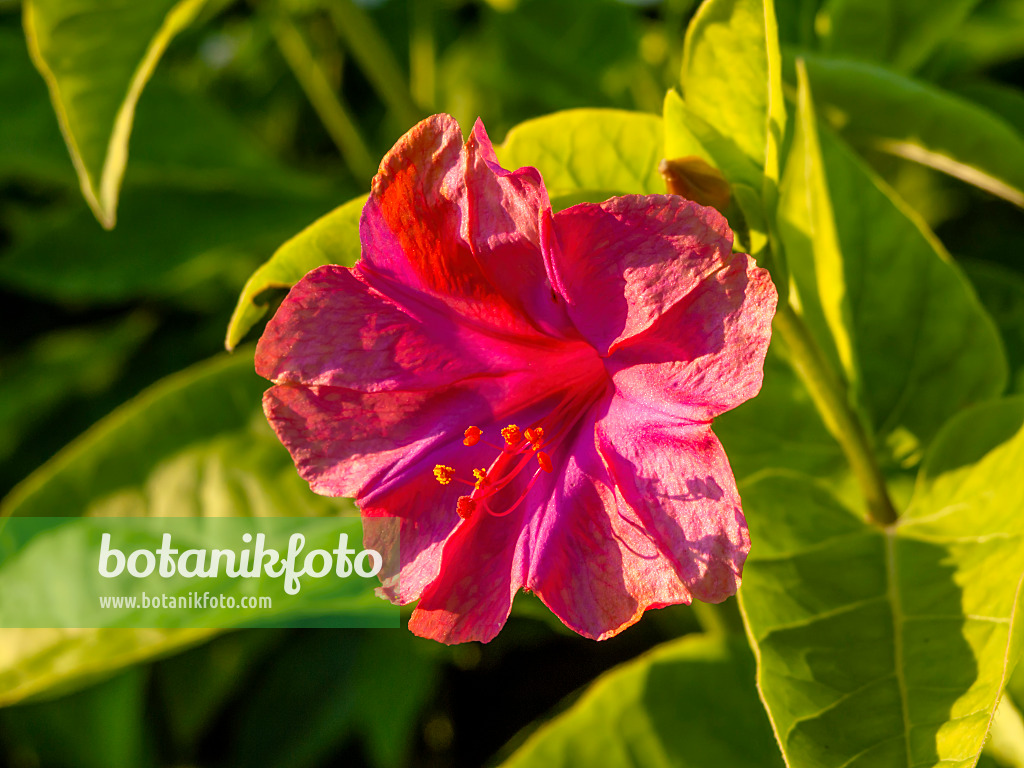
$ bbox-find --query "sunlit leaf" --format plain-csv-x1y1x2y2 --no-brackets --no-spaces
680,0,786,191
713,345,846,486
23,0,209,227
495,108,665,197
500,634,784,768
739,396,1024,768
778,64,1006,464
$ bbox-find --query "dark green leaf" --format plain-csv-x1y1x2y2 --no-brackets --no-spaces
816,0,982,72
500,634,784,768
800,55,1024,207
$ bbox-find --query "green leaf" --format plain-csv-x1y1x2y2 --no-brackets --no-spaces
223,631,439,768
23,0,209,228
922,0,1024,78
680,0,786,191
738,396,1024,768
960,260,1024,396
0,60,338,307
799,55,1024,208
713,345,847,486
0,668,151,768
495,108,665,198
225,194,366,350
816,0,983,72
0,315,153,468
500,634,784,768
0,351,353,705
778,64,1006,464
0,27,76,184
0,186,333,306
985,695,1024,768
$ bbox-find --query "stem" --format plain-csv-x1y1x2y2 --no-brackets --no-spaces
774,303,897,526
268,11,377,182
409,0,436,111
328,0,422,127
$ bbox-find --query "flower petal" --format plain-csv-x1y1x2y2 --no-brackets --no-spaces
407,500,530,644
595,394,749,605
358,114,569,338
524,407,695,640
463,119,570,335
606,253,777,421
552,195,735,354
255,265,530,392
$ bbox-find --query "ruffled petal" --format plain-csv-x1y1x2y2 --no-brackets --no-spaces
552,195,735,355
462,120,570,335
594,394,750,605
255,265,537,392
406,500,530,644
358,114,569,338
606,253,777,422
524,405,695,640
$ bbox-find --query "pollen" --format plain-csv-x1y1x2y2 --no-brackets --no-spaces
524,426,545,450
433,464,456,485
537,451,553,473
456,496,476,519
473,468,489,489
501,424,522,446
463,426,483,446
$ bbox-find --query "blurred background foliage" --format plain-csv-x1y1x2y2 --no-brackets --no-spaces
1,0,1023,765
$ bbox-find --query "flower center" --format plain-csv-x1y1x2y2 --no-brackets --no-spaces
433,421,553,521
432,366,609,521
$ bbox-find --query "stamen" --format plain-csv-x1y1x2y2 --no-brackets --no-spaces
473,468,489,490
463,426,482,446
456,496,476,519
536,451,553,473
487,466,544,517
500,424,522,446
524,427,544,451
433,464,455,485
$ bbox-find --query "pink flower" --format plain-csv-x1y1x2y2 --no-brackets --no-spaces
256,114,777,644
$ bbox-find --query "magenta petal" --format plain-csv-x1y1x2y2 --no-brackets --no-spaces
462,120,569,335
256,265,501,392
524,412,693,640
552,195,735,354
407,503,529,644
594,395,750,605
358,114,568,339
607,252,777,421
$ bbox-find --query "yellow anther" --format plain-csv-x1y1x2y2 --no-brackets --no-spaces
457,496,476,519
473,468,489,489
433,465,455,485
463,426,482,446
501,424,522,446
537,451,553,473
525,427,545,450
